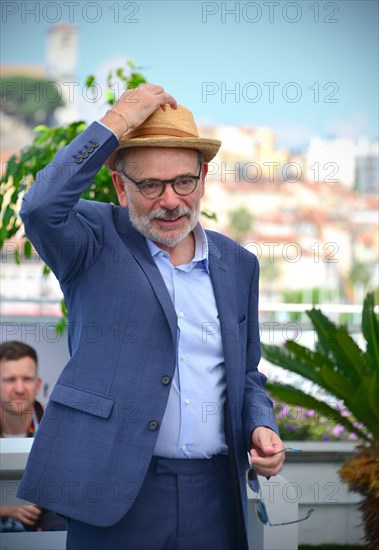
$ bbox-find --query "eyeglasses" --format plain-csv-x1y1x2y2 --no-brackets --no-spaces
247,449,315,527
120,164,202,199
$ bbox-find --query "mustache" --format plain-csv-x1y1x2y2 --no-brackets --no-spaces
148,207,192,221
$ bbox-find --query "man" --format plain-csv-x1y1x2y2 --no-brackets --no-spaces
18,83,285,549
0,340,65,532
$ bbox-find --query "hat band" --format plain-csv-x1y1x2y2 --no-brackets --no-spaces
125,127,199,140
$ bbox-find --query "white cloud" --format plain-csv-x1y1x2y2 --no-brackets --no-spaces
324,113,371,140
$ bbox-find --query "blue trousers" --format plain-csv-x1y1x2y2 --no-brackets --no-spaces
66,454,242,550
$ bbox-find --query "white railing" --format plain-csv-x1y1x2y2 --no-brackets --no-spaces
0,439,298,550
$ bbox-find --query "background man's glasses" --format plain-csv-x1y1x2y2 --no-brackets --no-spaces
247,449,315,527
120,164,202,199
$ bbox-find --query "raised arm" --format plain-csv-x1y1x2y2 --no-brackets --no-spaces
20,84,176,283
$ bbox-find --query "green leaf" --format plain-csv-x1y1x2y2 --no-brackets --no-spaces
316,363,359,403
362,289,379,371
60,298,67,316
14,246,20,265
349,376,379,439
33,125,48,134
104,90,115,105
55,318,67,337
267,381,370,442
262,341,332,388
307,308,366,380
85,75,95,88
201,209,217,221
23,240,32,259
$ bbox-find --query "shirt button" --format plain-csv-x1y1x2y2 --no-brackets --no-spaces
179,312,184,318
148,420,159,431
181,355,186,361
161,375,171,386
182,445,187,451
185,399,190,405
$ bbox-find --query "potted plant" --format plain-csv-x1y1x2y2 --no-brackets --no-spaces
261,289,379,549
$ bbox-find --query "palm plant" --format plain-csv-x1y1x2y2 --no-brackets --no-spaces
261,289,379,549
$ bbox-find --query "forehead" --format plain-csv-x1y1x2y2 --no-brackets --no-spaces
0,357,37,378
122,147,199,177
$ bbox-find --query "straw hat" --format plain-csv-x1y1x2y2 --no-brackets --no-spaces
105,104,221,171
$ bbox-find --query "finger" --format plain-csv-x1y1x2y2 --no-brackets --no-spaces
249,442,277,459
19,512,38,525
21,517,35,526
252,454,285,468
157,93,177,109
251,454,285,476
253,462,283,477
140,83,163,92
164,93,177,105
24,506,42,520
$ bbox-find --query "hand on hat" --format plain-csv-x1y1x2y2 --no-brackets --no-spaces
101,83,177,139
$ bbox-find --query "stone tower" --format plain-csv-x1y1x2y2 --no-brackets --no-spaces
46,23,79,123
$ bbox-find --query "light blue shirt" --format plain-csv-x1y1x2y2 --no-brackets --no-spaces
147,224,228,458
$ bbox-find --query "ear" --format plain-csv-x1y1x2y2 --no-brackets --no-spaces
35,377,42,396
112,171,129,208
200,163,208,197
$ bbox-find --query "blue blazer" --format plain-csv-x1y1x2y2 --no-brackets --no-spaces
18,122,278,535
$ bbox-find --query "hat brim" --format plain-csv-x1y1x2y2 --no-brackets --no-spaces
105,136,221,171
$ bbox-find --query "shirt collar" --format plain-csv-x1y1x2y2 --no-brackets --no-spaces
146,223,210,272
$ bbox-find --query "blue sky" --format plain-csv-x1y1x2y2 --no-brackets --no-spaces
1,0,378,149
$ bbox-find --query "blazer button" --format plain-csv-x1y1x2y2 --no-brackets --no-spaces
148,420,159,431
82,151,89,158
161,375,171,386
92,141,99,148
75,157,83,164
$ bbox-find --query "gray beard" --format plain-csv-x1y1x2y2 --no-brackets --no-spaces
127,200,201,248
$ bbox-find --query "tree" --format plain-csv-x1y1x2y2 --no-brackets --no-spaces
0,63,147,330
228,207,254,243
0,76,65,127
1,64,146,247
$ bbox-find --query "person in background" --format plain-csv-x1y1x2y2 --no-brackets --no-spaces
0,340,65,532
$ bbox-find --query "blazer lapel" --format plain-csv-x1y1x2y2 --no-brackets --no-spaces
113,207,178,346
207,234,240,393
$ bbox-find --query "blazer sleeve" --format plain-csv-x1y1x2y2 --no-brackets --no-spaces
20,122,119,284
242,258,279,447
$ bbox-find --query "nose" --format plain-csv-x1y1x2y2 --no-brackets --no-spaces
14,379,26,393
158,184,180,210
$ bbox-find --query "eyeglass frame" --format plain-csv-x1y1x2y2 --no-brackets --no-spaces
119,163,203,199
247,450,315,527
